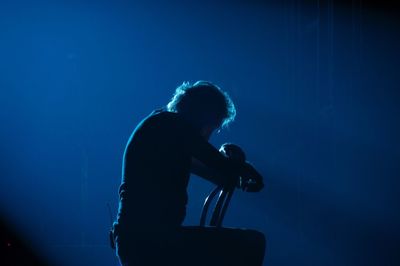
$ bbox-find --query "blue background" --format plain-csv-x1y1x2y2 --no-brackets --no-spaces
1,1,399,265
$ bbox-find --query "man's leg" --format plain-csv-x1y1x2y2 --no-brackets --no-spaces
114,227,266,266
173,226,266,266
115,232,173,266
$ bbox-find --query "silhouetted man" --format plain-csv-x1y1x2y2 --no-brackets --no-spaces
111,81,266,265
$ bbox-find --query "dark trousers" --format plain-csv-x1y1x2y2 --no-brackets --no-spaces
115,226,266,266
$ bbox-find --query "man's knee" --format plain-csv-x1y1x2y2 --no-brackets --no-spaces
241,229,266,261
247,229,266,248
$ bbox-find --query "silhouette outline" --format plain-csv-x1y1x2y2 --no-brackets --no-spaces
110,81,266,266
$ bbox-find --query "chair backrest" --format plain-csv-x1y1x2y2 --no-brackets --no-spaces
200,185,235,227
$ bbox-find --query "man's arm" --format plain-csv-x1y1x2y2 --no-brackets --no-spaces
191,143,246,185
188,134,242,187
179,118,262,189
191,157,224,185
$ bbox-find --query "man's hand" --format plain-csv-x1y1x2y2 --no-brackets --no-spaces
219,143,246,162
219,143,264,192
239,162,264,192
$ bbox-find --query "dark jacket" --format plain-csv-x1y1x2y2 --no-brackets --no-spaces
114,109,242,236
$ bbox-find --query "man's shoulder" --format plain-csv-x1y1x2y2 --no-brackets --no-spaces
145,109,177,123
134,109,181,134
147,108,192,123
140,108,196,135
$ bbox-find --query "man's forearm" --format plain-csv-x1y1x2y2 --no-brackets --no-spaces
190,158,225,185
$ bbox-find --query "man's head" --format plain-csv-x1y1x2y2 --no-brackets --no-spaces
167,81,236,139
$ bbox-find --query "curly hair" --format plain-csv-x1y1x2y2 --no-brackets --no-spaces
167,81,236,130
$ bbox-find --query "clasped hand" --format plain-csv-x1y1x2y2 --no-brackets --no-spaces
219,143,264,192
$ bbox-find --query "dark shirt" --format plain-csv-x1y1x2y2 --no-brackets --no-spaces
114,109,240,235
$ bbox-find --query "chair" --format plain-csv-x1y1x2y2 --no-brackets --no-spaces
200,184,235,227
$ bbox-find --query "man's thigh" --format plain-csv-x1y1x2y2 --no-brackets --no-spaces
115,227,265,266
174,226,266,266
